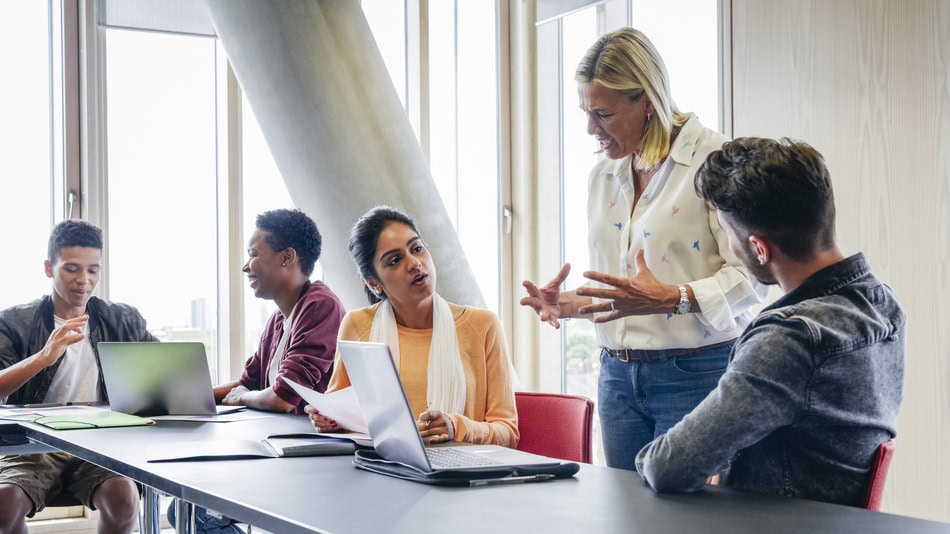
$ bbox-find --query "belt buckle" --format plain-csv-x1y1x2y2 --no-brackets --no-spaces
617,350,630,363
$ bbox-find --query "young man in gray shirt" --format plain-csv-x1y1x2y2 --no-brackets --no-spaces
635,137,905,506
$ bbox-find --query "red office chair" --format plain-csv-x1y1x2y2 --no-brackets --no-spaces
862,440,895,511
514,391,594,463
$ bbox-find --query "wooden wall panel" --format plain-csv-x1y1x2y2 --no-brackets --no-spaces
732,0,950,522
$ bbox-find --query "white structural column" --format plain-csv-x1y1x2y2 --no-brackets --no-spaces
203,0,484,309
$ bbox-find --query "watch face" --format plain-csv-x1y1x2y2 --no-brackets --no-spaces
675,285,690,314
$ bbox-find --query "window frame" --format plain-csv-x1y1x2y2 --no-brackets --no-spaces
76,0,512,382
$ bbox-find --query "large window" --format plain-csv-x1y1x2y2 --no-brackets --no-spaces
103,29,220,371
431,1,501,312
362,0,502,314
560,4,601,446
84,1,503,385
0,1,59,309
632,0,720,131
240,94,296,363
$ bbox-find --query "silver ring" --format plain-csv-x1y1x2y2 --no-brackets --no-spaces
609,301,615,311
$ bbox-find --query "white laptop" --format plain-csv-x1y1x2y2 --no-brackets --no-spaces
97,342,244,417
338,340,558,473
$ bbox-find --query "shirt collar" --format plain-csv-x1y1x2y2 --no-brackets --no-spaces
765,253,872,311
668,113,702,167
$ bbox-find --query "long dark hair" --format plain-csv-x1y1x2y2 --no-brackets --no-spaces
348,206,420,304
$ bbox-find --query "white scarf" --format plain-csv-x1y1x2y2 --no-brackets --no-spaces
369,294,466,414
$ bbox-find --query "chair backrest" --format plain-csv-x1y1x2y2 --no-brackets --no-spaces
862,440,896,511
514,391,594,463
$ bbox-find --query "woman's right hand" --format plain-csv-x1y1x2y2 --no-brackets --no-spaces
521,263,571,329
305,404,339,432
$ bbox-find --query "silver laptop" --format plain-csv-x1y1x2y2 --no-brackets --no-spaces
339,340,558,473
97,342,243,417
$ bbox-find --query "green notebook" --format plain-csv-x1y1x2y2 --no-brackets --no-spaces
32,410,155,430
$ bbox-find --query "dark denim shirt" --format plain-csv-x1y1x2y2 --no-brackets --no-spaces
635,253,906,506
0,295,158,404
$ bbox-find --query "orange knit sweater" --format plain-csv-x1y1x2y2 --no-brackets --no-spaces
327,302,519,447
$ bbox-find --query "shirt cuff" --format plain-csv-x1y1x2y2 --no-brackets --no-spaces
448,413,466,442
689,277,739,332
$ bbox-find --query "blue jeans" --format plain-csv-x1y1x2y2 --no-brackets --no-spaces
166,499,244,534
597,344,732,470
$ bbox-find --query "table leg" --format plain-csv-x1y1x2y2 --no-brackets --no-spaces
175,498,196,534
141,486,160,534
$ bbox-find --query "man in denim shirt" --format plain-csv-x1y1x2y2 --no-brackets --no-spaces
635,137,906,507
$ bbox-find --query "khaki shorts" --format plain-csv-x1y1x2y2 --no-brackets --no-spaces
0,453,121,517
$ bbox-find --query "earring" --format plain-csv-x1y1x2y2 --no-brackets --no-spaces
646,113,652,124
757,256,766,265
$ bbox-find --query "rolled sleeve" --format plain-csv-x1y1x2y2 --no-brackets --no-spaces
691,209,769,332
691,266,767,332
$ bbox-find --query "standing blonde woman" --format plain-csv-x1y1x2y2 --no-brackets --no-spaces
309,206,518,447
521,28,766,469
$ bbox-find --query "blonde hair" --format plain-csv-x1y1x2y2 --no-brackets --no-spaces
575,27,689,171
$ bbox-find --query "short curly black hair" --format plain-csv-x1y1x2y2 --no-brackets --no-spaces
255,209,322,276
48,220,103,263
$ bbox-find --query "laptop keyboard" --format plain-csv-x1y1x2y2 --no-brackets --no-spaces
426,447,503,468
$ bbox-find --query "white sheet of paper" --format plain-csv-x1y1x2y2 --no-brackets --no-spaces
284,379,368,435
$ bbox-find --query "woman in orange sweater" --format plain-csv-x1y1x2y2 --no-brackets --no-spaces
307,206,518,446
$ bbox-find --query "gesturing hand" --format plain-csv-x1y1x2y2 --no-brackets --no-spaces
520,263,571,329
577,250,677,322
38,315,88,367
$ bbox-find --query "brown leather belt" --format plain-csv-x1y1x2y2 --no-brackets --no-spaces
602,339,736,363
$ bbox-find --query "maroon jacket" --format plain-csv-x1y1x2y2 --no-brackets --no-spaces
239,281,345,413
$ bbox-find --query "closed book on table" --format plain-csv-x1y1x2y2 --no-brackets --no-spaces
262,436,356,457
147,436,360,462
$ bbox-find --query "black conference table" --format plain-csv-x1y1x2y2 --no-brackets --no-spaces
7,412,949,534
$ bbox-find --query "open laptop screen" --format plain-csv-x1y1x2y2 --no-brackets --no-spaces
97,341,218,416
339,340,557,473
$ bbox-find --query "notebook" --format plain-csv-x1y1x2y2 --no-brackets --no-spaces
97,342,244,417
338,340,562,474
145,436,358,462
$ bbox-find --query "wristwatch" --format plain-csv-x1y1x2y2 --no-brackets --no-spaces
674,285,690,315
